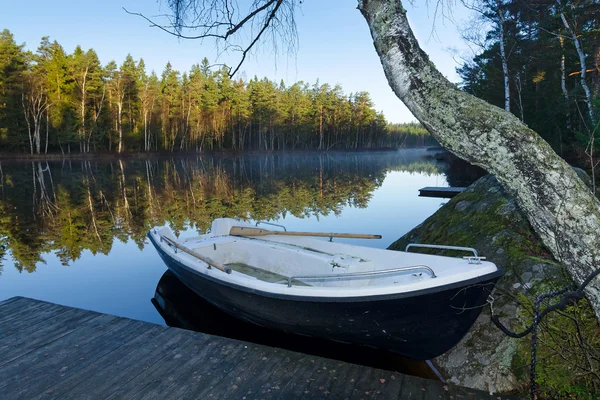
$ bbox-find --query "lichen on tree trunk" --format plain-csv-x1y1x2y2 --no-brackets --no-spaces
357,0,600,320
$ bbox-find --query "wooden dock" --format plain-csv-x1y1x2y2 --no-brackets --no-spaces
419,187,466,198
0,297,517,399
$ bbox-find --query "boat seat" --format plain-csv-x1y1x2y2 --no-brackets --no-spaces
330,254,373,271
319,255,375,288
225,262,312,286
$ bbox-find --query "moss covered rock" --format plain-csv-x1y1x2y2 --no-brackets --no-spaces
388,175,561,393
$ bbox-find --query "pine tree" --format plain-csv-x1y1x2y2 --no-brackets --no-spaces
0,30,26,150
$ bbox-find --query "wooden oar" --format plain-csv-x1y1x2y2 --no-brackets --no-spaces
229,226,382,240
160,235,232,274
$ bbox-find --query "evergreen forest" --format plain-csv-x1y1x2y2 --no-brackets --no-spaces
457,0,600,174
0,30,434,155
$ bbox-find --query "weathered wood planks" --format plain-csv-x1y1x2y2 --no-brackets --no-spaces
0,297,519,399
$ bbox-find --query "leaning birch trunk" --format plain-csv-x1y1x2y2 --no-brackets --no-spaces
358,0,600,321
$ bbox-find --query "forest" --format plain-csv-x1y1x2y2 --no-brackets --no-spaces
0,30,434,154
457,0,600,174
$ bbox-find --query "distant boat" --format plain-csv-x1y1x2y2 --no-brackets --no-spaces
148,218,502,360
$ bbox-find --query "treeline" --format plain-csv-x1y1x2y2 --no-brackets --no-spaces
458,0,600,171
0,30,433,154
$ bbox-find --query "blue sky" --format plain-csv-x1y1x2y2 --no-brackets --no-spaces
1,1,473,123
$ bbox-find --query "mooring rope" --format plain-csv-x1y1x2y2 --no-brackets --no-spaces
488,267,600,400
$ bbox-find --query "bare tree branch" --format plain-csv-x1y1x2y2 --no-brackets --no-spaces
125,0,299,77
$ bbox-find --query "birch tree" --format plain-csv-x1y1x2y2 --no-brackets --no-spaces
106,61,126,153
71,46,90,153
21,57,49,154
38,38,70,153
138,60,158,152
463,0,514,113
363,0,600,321
135,0,600,319
556,0,596,127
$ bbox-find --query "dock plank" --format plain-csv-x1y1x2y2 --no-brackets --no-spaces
4,319,136,398
157,337,248,400
0,301,66,335
275,356,326,399
123,338,222,400
350,364,380,399
179,341,256,399
57,329,194,400
0,296,31,315
103,332,213,400
373,371,406,400
0,297,520,400
299,357,345,399
0,296,22,307
30,323,164,400
205,344,285,399
0,314,124,398
252,353,306,399
0,308,101,366
324,362,370,399
398,373,434,400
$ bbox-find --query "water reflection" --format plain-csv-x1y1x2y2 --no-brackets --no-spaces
153,269,439,379
0,151,442,273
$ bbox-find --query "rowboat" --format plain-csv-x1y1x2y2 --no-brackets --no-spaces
147,218,503,360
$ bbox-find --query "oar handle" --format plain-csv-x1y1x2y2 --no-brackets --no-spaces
230,226,381,239
282,231,382,239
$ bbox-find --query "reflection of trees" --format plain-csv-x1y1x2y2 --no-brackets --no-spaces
0,152,440,271
442,157,486,188
0,236,6,275
388,161,441,176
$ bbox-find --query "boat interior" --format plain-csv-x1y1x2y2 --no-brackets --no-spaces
189,238,386,287
153,219,498,290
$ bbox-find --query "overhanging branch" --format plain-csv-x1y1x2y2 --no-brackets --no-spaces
125,0,297,77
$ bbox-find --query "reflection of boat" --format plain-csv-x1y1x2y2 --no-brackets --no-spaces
148,218,503,360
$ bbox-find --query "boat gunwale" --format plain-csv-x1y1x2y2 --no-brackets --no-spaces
148,232,504,303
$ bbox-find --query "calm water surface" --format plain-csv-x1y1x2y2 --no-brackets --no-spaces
0,150,454,370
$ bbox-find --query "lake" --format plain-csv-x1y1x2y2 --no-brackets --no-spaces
0,149,458,370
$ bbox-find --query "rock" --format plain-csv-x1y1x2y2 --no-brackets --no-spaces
474,199,494,212
520,272,533,283
388,174,569,394
495,201,517,218
532,263,544,273
454,200,472,212
530,263,560,280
